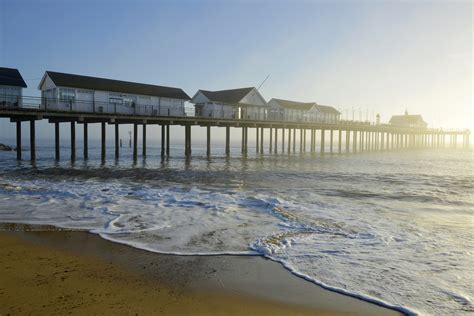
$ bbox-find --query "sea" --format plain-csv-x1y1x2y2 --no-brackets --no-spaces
0,138,472,315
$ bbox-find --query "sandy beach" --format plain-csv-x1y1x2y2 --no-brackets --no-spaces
0,223,402,315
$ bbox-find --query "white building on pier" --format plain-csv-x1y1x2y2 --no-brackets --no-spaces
38,71,190,116
0,67,27,107
268,98,341,123
191,87,268,120
389,110,427,128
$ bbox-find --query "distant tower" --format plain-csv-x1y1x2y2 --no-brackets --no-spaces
376,113,381,125
405,109,408,115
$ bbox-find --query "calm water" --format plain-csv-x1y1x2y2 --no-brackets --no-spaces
0,140,472,315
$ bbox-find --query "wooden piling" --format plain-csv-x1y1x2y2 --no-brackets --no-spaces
260,128,264,154
161,125,166,157
166,125,170,156
282,128,285,153
287,128,291,153
115,124,119,159
55,122,60,160
293,128,296,153
142,123,147,157
352,130,357,153
100,122,105,161
70,121,76,161
225,126,230,156
256,128,259,153
345,130,350,153
329,129,333,153
207,126,211,156
83,123,88,160
133,123,138,160
321,129,325,154
338,129,342,153
274,128,278,153
16,121,21,160
30,119,35,161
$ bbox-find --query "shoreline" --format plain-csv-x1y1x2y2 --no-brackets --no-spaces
0,223,402,315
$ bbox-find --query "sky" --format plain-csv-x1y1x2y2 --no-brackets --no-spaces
0,0,472,142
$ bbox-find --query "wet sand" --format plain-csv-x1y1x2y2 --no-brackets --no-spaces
0,224,402,315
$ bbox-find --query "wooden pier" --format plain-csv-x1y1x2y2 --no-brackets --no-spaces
1,106,470,161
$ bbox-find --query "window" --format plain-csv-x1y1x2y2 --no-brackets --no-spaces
109,97,123,105
59,88,76,101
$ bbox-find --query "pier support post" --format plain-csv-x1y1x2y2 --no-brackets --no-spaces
166,125,170,156
185,125,191,157
352,130,357,153
299,129,303,153
310,129,314,153
207,126,211,156
345,130,350,153
282,128,285,153
142,123,147,157
359,131,364,152
269,128,273,153
30,119,36,161
274,128,278,153
133,123,138,161
380,132,385,150
256,128,259,153
161,125,166,157
241,128,245,154
293,128,296,153
71,121,76,162
260,128,264,154
55,122,60,160
225,127,230,156
16,121,21,160
338,130,342,153
244,127,248,155
83,123,88,160
287,128,291,153
321,129,325,154
329,129,333,153
100,122,106,161
303,129,306,152
114,123,119,159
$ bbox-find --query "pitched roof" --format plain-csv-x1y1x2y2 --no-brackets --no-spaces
315,104,341,115
199,87,255,104
44,71,190,100
0,67,27,88
389,114,426,125
270,98,316,111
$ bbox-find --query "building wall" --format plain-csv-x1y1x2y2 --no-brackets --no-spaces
0,85,22,107
40,75,186,116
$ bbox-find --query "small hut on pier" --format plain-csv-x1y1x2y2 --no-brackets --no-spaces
0,67,27,107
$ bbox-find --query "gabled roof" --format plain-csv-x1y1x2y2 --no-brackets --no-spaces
0,67,27,88
389,114,426,125
270,98,316,111
315,104,341,115
42,71,190,100
199,87,255,104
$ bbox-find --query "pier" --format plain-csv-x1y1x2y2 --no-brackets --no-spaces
0,99,470,161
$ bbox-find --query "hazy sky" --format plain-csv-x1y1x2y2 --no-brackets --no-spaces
0,0,472,141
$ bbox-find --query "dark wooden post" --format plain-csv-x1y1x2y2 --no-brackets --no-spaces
321,129,325,154
54,122,60,160
293,128,296,153
310,129,314,153
142,123,147,157
329,129,333,153
83,122,88,160
244,127,248,154
225,126,230,156
115,123,119,159
16,121,21,160
338,129,342,153
166,125,170,156
269,127,273,153
207,126,211,156
303,129,306,152
100,122,106,162
274,128,278,153
161,125,166,157
287,128,291,153
241,127,245,154
70,121,76,161
345,130,350,153
133,123,138,160
30,119,36,161
300,128,303,153
256,127,259,153
260,127,264,154
352,130,357,153
281,128,285,153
